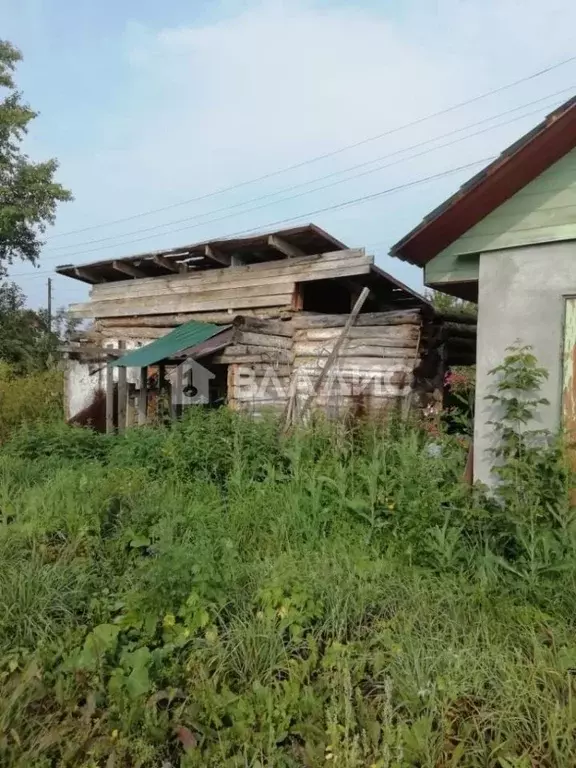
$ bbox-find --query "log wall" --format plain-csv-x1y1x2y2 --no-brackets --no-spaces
287,311,422,420
65,304,476,423
223,310,431,419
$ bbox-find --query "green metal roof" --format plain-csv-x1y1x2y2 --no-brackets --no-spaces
110,321,229,368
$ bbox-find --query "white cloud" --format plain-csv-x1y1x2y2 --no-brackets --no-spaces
33,0,576,302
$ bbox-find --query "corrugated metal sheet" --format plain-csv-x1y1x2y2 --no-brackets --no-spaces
110,321,229,368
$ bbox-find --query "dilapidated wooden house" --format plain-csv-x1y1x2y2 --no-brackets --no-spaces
57,224,476,429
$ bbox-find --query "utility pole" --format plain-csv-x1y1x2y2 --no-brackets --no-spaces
47,277,52,333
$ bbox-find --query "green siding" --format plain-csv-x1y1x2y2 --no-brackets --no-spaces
424,251,479,285
425,146,576,285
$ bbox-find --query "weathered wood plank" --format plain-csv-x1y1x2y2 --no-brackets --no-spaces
204,244,231,266
96,326,172,340
152,255,180,273
216,345,292,362
240,365,292,378
268,234,305,258
213,353,289,364
294,325,419,342
87,261,371,305
233,316,294,337
75,267,104,284
97,308,294,327
90,249,367,297
291,310,421,329
106,361,114,434
69,291,296,319
293,342,416,357
96,280,294,307
294,356,414,371
235,331,293,350
113,260,146,279
138,367,147,426
89,251,370,301
117,342,127,433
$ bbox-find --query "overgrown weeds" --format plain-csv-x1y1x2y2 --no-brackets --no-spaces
0,350,575,765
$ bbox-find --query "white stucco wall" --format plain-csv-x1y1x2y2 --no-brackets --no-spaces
474,240,576,484
64,339,143,421
64,359,105,421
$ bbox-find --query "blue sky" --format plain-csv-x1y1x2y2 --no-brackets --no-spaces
1,0,576,310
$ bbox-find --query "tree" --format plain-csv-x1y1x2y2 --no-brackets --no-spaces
425,288,477,317
0,40,72,273
0,281,77,373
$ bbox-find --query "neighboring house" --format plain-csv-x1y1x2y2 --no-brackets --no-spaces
57,224,474,428
390,95,576,484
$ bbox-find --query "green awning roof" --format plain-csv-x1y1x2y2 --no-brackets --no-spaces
110,321,230,368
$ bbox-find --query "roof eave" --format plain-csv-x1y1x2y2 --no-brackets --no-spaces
390,95,576,267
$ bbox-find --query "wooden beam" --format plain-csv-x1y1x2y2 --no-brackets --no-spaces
158,363,166,423
106,361,114,434
291,283,304,311
152,255,180,273
113,260,146,279
204,245,231,266
268,235,305,259
89,250,366,299
117,341,127,433
172,363,183,419
74,267,104,284
138,367,147,426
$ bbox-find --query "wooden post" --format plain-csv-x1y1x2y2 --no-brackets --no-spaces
138,367,147,426
158,363,166,422
126,385,135,428
117,341,127,433
172,363,183,420
291,283,304,311
106,359,114,434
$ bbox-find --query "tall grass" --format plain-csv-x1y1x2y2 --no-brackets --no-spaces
0,408,574,766
0,362,62,443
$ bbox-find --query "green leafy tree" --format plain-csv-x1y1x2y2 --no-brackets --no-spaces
0,40,72,272
425,289,477,317
0,281,76,372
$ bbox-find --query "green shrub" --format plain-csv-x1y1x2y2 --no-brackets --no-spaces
0,363,62,442
4,420,109,462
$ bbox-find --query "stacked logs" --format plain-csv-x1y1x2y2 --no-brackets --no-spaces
213,316,294,414
288,310,423,417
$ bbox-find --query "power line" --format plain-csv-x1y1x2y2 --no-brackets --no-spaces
9,156,492,280
188,157,495,243
45,55,576,242
49,100,562,262
43,86,572,257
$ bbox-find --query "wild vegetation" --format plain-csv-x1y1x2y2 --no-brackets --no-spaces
0,39,71,272
0,347,575,767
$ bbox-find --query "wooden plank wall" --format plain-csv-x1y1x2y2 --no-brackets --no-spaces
288,310,422,419
214,317,293,415
224,310,426,418
69,249,371,320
